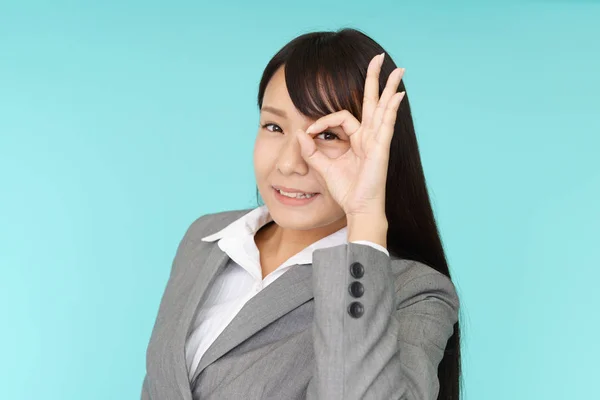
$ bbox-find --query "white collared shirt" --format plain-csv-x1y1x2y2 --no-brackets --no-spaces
184,204,389,382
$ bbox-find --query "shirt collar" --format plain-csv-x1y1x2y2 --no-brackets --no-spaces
200,204,348,266
201,205,275,242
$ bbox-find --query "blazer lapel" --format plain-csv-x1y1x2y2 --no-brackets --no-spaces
190,254,315,385
169,240,231,399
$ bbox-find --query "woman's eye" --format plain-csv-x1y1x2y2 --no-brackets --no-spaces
316,132,341,141
261,123,340,141
262,123,282,133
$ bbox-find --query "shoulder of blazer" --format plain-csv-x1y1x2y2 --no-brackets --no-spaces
184,207,254,243
166,208,254,276
389,257,460,316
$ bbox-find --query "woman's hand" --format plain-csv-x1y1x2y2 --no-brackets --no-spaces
296,52,406,218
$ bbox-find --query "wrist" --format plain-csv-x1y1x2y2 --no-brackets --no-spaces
346,214,388,248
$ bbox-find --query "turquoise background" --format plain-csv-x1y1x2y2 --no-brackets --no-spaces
1,1,598,399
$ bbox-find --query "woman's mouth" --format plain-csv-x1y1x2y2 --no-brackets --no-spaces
272,186,320,205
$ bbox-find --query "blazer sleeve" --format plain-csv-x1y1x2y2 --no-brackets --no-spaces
306,242,459,400
350,240,390,257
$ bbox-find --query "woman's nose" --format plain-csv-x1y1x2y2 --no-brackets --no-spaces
276,129,309,175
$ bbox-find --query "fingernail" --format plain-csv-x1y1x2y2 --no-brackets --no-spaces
306,124,315,134
379,52,385,66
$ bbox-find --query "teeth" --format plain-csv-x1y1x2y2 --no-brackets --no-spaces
277,189,316,199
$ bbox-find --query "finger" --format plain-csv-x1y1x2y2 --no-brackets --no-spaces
305,109,361,138
375,91,405,148
360,53,384,131
296,129,334,178
371,67,405,132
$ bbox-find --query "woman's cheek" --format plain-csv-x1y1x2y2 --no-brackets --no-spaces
254,136,275,157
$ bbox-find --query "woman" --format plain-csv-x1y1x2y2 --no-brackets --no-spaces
142,28,461,400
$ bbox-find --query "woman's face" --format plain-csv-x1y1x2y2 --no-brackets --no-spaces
254,66,351,231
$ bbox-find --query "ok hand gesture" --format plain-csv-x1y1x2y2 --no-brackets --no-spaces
296,53,406,218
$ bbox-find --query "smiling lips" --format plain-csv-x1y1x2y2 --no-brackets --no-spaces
272,185,319,195
273,186,320,205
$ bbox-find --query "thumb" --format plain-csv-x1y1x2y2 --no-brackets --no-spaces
296,129,332,177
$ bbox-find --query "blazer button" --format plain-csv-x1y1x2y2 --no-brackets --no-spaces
348,301,364,318
349,262,364,278
348,281,364,298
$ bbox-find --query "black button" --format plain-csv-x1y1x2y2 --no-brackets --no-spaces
348,281,364,298
349,262,364,278
348,301,364,318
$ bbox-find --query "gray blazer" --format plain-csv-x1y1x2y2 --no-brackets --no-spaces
141,208,459,400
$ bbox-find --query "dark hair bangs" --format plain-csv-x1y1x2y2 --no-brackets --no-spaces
259,32,370,122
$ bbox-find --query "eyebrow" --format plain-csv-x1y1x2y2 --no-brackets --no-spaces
260,106,287,118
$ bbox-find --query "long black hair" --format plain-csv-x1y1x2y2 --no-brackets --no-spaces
254,27,462,400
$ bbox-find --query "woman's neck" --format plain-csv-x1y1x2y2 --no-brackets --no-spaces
254,217,347,263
